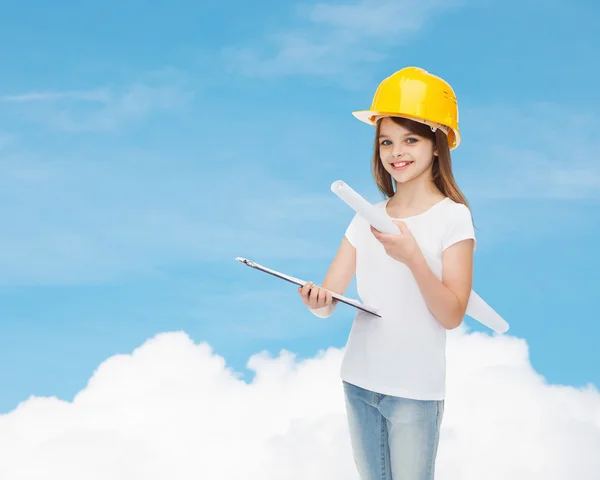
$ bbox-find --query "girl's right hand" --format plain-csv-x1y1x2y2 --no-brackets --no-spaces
298,281,335,309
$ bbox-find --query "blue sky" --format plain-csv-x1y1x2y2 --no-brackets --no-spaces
0,0,598,414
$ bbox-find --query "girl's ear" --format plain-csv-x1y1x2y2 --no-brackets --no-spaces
433,146,439,156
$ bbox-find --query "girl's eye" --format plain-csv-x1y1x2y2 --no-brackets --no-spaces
380,138,418,145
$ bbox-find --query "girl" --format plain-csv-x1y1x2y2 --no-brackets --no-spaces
298,67,476,480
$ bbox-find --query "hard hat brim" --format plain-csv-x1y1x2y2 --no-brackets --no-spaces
352,109,445,130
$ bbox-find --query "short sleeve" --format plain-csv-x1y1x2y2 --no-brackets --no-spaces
442,203,476,252
344,213,360,248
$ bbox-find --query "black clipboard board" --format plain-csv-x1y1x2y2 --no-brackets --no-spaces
235,257,381,318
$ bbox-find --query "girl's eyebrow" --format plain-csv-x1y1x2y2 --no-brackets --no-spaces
378,132,413,138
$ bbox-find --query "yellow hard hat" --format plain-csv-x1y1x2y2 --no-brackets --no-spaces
352,66,461,149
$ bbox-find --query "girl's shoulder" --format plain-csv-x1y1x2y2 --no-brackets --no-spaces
439,198,477,250
440,197,472,215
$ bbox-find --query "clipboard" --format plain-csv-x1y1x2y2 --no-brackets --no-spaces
235,257,381,318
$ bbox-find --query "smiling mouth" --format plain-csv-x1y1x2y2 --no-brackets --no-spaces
391,161,413,169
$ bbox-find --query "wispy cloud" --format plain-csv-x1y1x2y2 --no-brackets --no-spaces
0,89,110,103
0,147,338,286
222,0,464,83
458,103,600,201
0,132,12,151
0,70,191,132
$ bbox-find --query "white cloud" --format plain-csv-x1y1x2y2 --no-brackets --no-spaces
0,327,598,479
0,69,190,131
222,0,464,81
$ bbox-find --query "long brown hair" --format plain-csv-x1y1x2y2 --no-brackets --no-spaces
371,116,474,220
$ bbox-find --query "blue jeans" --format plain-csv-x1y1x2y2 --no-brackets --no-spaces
342,380,444,480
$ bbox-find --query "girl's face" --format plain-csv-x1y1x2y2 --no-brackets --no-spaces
378,117,438,185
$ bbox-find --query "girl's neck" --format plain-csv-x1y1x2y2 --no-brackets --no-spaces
390,179,444,210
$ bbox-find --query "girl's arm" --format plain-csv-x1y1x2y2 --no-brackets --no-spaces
306,236,357,318
409,239,475,329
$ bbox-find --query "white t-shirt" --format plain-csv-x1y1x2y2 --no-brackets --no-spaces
340,196,476,401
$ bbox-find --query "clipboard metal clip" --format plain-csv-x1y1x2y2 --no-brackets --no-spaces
236,257,255,267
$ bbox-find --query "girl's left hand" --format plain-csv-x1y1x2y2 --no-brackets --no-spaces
370,220,424,269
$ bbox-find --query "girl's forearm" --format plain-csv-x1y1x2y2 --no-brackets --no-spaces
408,254,464,330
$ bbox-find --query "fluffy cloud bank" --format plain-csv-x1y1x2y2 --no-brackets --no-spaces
1,328,599,479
